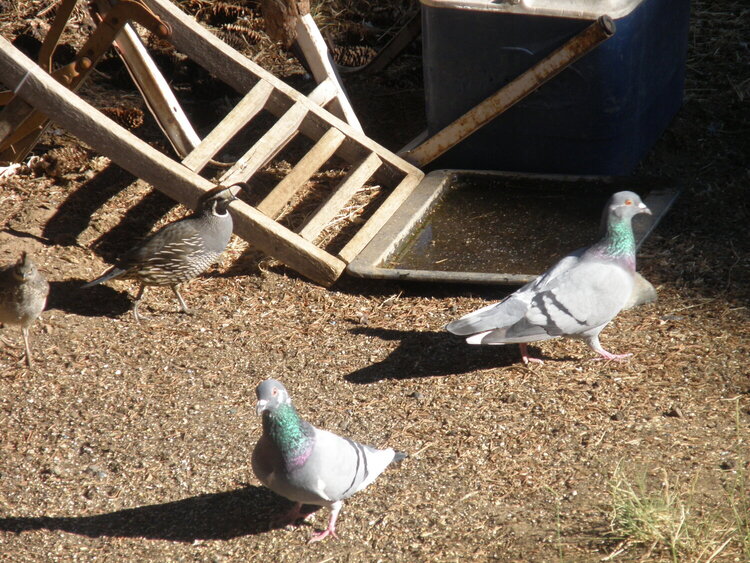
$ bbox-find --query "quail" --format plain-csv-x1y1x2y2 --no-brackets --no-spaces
0,252,50,367
83,184,240,321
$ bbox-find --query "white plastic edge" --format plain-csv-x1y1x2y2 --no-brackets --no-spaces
419,0,642,19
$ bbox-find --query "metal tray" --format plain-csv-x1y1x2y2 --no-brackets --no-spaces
346,169,680,285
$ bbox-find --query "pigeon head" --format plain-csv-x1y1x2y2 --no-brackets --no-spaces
255,378,292,415
197,184,240,216
598,191,652,261
606,191,652,222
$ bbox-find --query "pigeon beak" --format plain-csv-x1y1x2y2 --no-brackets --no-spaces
639,202,652,215
255,399,269,415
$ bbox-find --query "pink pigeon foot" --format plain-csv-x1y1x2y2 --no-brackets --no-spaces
273,502,311,528
308,501,341,543
594,350,633,362
519,343,544,365
308,526,338,543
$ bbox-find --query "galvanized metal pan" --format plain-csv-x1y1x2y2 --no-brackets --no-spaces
346,169,680,285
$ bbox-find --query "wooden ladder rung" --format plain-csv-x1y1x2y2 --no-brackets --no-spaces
337,173,423,263
297,152,382,242
219,100,309,186
256,126,346,219
181,80,274,172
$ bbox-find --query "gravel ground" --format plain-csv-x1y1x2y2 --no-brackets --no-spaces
0,1,748,561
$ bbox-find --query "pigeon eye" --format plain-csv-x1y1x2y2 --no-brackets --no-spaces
272,388,278,396
625,199,633,205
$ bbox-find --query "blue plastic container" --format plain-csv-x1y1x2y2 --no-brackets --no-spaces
421,0,690,174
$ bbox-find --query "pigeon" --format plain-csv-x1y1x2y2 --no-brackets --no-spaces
252,378,406,542
446,191,652,364
0,252,49,367
83,184,239,321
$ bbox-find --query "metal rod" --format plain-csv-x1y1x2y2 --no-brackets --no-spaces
400,15,616,168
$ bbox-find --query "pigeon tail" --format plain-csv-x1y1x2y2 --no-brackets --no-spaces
446,297,527,336
81,266,126,288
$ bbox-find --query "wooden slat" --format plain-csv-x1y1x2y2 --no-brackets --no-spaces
256,126,346,219
294,14,362,131
337,173,423,263
297,152,382,242
305,77,338,109
219,101,308,186
0,36,346,286
143,0,423,186
182,80,274,172
110,20,201,158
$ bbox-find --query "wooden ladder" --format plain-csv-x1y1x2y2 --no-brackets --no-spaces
0,0,424,286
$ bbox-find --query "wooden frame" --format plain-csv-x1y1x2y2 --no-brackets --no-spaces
0,0,424,286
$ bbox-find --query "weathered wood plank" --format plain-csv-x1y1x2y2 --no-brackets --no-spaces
142,0,423,186
297,152,382,242
338,173,422,263
294,13,362,131
181,80,274,172
108,18,201,158
219,101,308,186
0,36,345,286
256,126,346,219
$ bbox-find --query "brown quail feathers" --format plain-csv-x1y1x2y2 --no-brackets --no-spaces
83,185,239,321
0,252,50,367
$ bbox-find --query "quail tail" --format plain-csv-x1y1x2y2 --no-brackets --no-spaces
82,267,126,288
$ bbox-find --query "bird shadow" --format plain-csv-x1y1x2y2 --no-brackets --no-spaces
42,163,136,247
0,485,318,542
46,280,132,318
344,327,525,383
42,163,177,260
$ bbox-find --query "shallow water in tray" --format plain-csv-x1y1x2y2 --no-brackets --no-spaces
384,176,647,275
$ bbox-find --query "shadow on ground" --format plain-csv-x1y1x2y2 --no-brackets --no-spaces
344,327,569,383
42,163,177,259
0,485,317,542
46,280,132,318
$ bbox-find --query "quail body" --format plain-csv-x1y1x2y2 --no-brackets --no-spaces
83,185,239,321
0,252,50,367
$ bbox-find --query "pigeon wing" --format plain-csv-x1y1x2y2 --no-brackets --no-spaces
446,250,585,338
510,257,635,340
295,428,399,503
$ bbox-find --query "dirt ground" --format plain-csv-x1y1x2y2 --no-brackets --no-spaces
0,1,748,562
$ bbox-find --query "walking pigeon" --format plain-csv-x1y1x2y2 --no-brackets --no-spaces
252,378,406,542
446,191,652,364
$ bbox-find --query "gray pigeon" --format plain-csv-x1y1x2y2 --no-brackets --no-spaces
0,252,49,367
446,191,652,364
252,378,406,542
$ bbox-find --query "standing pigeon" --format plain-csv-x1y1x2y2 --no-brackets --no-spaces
252,378,406,542
446,191,652,364
83,184,239,321
0,252,49,367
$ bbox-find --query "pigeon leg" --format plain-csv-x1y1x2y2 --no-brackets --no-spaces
308,501,342,543
586,336,632,361
519,343,544,365
274,502,311,528
21,327,33,367
171,285,191,315
132,285,147,322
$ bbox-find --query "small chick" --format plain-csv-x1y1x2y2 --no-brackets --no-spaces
0,252,50,367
